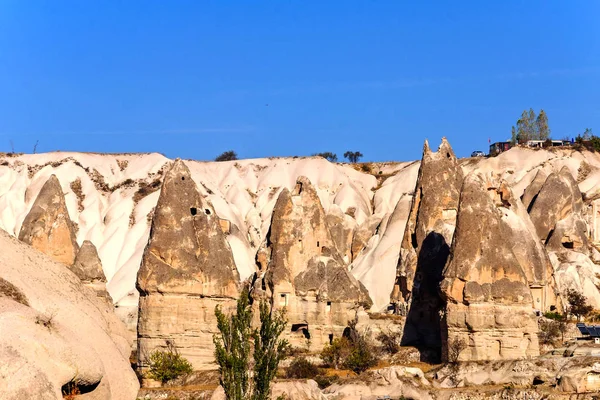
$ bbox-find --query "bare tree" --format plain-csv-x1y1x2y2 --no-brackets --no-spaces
447,337,467,363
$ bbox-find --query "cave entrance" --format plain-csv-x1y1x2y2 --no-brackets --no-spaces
291,323,310,339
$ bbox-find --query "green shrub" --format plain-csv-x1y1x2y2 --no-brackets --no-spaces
543,311,563,320
286,357,320,379
321,317,377,374
321,337,351,369
147,342,193,383
314,374,339,389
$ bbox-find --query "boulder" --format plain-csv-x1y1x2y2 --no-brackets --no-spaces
136,159,239,371
441,174,539,361
18,175,79,265
521,169,548,211
0,228,138,399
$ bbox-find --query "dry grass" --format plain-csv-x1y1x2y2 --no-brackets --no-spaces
0,277,29,306
70,178,85,212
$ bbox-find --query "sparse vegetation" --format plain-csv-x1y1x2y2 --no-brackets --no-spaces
376,329,402,355
446,337,467,363
285,357,320,379
147,341,193,384
543,311,563,321
343,151,363,163
321,317,377,374
70,178,85,212
0,277,29,306
313,152,338,162
35,310,57,330
215,150,238,162
566,288,594,321
214,287,288,400
538,318,566,346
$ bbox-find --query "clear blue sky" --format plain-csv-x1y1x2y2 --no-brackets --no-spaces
1,1,599,161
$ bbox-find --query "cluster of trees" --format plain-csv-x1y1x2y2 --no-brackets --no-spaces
215,150,365,163
510,108,550,144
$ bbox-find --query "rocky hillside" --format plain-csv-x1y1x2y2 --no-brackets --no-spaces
0,228,138,399
2,146,600,317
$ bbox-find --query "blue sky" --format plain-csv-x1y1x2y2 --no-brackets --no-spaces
0,1,598,161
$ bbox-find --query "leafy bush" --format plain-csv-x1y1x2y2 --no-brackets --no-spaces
314,374,339,389
321,337,351,369
321,318,377,374
343,336,377,374
286,357,320,379
543,311,563,321
343,151,363,163
147,341,193,383
215,150,238,161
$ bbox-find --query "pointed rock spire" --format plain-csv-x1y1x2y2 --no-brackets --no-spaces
18,175,79,265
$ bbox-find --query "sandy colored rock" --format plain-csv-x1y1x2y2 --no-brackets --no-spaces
393,139,463,358
137,159,240,370
521,168,548,211
72,240,112,303
264,176,371,350
0,228,138,400
529,167,584,243
18,174,79,265
441,174,539,361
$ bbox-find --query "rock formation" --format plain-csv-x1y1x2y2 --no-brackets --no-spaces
0,228,138,399
392,138,464,359
441,174,539,361
73,240,112,302
496,182,562,312
136,159,240,370
263,176,371,350
18,174,79,265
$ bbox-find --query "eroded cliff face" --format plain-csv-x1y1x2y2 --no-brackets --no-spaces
441,174,539,362
262,176,371,350
136,159,240,370
6,146,600,368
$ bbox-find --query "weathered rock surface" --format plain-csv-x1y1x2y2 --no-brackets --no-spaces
521,168,548,211
264,176,371,349
393,139,464,358
137,159,240,370
73,240,112,302
0,228,138,400
529,167,586,245
18,174,79,265
441,174,539,361
496,182,562,311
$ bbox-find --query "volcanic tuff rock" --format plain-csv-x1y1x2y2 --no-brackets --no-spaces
18,174,79,265
393,138,463,358
496,182,561,311
0,229,138,400
137,159,240,370
264,176,371,349
529,166,586,246
73,240,112,302
441,174,539,362
521,168,548,211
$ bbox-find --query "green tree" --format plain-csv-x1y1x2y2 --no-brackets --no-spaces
313,152,338,162
216,150,239,162
583,128,594,140
214,288,289,400
344,151,363,163
566,288,593,321
511,126,517,145
147,341,193,384
536,109,550,140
